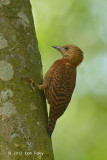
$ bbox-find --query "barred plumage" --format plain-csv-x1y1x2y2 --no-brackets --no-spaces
25,44,83,137
44,59,76,136
43,44,83,137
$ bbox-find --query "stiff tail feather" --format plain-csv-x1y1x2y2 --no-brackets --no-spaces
47,118,56,137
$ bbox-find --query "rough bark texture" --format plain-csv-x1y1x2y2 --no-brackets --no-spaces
0,0,54,159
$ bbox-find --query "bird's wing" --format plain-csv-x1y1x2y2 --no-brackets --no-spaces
48,61,76,119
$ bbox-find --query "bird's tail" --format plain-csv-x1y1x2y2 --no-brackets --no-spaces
47,118,56,137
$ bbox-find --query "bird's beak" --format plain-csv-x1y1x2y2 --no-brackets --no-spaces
52,46,62,52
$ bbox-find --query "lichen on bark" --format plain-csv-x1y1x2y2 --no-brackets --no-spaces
0,0,54,159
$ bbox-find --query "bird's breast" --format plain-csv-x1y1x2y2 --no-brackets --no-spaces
43,59,76,101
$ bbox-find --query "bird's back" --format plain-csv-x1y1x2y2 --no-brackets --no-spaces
43,59,76,136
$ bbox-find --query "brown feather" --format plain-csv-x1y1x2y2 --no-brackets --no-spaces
44,59,76,136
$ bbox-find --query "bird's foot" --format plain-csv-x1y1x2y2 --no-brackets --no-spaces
23,76,37,91
23,76,44,91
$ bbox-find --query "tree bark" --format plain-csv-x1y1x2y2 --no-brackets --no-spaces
0,0,54,159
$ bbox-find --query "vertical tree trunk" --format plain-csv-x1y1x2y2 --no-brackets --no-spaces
0,0,54,159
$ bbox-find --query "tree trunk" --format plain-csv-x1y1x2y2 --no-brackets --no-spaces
0,0,54,159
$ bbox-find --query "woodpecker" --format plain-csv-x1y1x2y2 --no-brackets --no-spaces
25,44,83,137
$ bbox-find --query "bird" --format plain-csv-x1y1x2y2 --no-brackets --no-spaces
24,44,84,137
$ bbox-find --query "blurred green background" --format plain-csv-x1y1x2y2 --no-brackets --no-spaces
30,0,107,159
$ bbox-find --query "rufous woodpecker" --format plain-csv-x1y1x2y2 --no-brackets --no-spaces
25,44,83,137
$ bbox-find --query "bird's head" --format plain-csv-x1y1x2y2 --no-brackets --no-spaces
52,44,83,66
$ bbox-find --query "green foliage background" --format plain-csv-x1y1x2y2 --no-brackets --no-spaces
31,0,107,159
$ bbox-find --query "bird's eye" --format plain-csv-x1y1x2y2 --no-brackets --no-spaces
64,47,69,50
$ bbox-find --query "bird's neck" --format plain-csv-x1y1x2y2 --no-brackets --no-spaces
62,57,77,68
63,54,83,67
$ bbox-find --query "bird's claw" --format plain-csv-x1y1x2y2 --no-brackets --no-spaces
23,76,36,91
30,81,36,91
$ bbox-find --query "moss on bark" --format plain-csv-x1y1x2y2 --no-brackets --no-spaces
0,0,54,159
